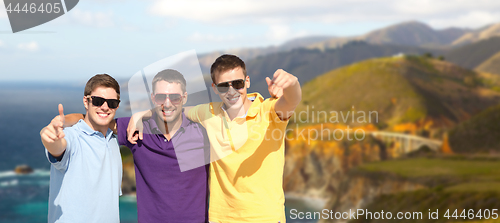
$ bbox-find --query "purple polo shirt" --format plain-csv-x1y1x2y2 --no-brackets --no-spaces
116,112,209,223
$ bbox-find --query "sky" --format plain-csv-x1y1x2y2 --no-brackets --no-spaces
1,0,500,82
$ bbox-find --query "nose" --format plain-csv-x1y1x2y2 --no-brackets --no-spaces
161,97,174,107
100,101,110,110
227,85,237,94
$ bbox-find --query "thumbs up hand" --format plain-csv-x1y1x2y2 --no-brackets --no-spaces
41,104,66,143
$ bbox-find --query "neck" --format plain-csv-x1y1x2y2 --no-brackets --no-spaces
84,114,108,137
225,97,252,120
154,114,182,140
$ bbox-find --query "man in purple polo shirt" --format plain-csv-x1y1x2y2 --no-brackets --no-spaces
119,69,209,222
64,70,209,222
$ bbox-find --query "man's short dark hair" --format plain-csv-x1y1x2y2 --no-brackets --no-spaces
152,69,187,93
84,74,120,100
210,54,246,84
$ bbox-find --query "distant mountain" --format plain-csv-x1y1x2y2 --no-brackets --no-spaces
452,23,500,46
197,21,500,74
197,36,333,73
445,37,500,69
308,21,469,49
476,51,500,75
246,41,441,98
363,21,466,46
278,36,334,51
293,56,500,127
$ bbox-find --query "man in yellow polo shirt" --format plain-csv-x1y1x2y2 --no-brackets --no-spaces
128,54,301,222
188,54,301,222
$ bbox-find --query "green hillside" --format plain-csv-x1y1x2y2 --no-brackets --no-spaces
349,157,500,223
293,56,500,127
476,51,500,75
449,103,500,153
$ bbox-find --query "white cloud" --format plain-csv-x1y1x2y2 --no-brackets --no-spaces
0,40,4,47
71,9,114,28
148,0,500,29
188,32,240,42
266,24,309,42
429,11,500,29
18,41,39,52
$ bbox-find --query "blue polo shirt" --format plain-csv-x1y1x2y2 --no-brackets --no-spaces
116,112,210,223
45,120,122,223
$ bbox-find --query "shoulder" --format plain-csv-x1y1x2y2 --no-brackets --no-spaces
183,112,207,130
262,97,278,108
115,117,131,131
194,102,219,113
247,92,275,113
62,122,81,137
189,102,223,120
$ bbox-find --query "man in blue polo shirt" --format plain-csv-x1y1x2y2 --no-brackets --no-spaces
40,74,123,223
64,69,209,222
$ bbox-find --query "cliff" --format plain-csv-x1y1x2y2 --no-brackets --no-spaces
120,146,136,195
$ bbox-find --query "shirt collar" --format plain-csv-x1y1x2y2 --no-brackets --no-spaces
246,92,263,118
218,92,263,118
148,110,187,134
76,119,114,138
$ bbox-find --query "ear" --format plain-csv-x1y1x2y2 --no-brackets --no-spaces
182,92,188,105
211,83,219,95
83,96,89,110
246,75,250,88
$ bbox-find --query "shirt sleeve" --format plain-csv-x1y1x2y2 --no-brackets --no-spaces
115,117,132,147
265,98,290,126
187,104,207,124
45,127,75,173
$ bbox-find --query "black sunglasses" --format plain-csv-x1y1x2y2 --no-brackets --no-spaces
154,93,183,105
88,96,120,109
215,79,245,93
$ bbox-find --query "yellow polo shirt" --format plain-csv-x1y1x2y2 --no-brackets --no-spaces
187,92,289,223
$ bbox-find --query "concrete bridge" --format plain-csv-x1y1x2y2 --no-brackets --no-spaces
369,131,443,154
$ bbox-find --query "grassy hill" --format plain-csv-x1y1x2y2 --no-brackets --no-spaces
348,157,500,223
293,56,500,128
449,103,500,153
476,51,500,75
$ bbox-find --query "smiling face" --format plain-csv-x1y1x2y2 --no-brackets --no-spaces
212,66,250,111
83,86,119,133
151,80,186,125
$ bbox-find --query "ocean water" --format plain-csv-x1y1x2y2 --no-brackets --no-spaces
0,83,320,222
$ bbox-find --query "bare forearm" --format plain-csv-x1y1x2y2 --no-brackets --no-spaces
64,114,84,127
281,78,302,107
135,109,152,120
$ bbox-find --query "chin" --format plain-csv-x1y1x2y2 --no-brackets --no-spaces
95,119,111,127
225,100,243,108
92,115,112,126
